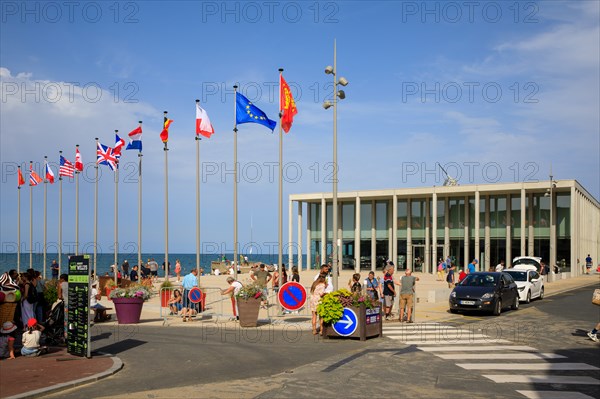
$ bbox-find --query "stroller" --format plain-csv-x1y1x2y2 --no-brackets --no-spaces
44,299,65,346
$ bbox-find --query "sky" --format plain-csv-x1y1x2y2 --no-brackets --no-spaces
1,1,599,257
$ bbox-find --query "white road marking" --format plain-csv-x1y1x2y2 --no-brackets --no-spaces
435,353,566,360
398,339,510,344
417,345,538,352
460,363,598,371
484,375,600,385
516,390,596,399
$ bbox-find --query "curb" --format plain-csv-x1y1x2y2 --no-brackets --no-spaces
7,354,123,399
544,280,599,298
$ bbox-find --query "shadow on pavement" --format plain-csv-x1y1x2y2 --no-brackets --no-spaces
96,338,147,355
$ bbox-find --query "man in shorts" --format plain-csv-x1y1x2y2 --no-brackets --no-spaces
399,269,419,323
181,269,198,322
251,264,271,308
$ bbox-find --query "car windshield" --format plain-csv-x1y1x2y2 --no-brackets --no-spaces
460,274,498,287
505,271,527,282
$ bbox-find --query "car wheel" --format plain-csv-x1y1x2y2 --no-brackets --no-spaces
525,290,531,304
539,287,544,300
493,299,502,316
512,295,519,310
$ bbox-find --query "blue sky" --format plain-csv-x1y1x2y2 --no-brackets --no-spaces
1,1,598,256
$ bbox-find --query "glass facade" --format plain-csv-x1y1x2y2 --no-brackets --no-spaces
305,190,576,273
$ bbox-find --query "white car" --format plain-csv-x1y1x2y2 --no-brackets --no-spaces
512,256,542,271
504,265,545,303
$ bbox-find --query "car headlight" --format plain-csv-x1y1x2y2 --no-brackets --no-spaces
450,292,456,298
481,292,494,299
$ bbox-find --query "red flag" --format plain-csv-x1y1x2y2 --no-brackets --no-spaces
160,117,173,143
18,168,25,187
29,164,43,186
196,102,214,138
280,74,297,133
75,148,83,172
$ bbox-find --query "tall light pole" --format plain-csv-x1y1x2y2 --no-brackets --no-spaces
323,39,348,290
544,170,557,282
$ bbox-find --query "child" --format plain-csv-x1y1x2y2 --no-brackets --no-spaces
0,321,18,359
349,273,362,293
21,318,47,357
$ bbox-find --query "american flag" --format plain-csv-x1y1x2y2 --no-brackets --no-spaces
59,156,75,177
97,142,118,171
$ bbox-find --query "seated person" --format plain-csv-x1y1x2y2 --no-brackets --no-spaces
90,282,111,322
168,289,183,315
21,318,48,357
0,321,18,360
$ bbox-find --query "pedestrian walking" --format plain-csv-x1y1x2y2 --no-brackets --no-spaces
399,269,419,323
585,254,593,274
310,275,327,335
181,269,198,322
495,260,505,272
587,322,600,342
446,264,456,288
364,271,380,301
383,266,395,320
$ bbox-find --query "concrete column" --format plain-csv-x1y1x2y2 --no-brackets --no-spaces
570,186,577,276
407,199,413,271
432,192,438,273
444,197,450,261
464,196,469,270
388,199,393,263
425,197,431,274
393,194,398,271
307,203,312,269
528,193,534,256
521,188,526,257
355,196,361,273
506,194,512,267
297,201,303,270
371,200,376,272
321,197,326,266
485,195,491,271
550,190,556,276
475,190,480,264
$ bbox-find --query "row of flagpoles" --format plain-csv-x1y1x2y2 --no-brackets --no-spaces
15,72,298,283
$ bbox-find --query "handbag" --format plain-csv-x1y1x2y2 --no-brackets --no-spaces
592,289,600,306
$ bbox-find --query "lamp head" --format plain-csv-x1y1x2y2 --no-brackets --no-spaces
323,101,332,110
337,90,346,100
325,66,334,74
338,77,348,86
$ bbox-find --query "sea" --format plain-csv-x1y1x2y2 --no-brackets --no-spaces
0,253,308,277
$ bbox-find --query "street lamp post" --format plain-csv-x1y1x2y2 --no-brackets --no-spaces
323,39,348,290
545,172,557,282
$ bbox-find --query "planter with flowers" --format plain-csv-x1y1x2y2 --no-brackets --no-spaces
235,281,266,327
109,284,152,324
317,289,382,341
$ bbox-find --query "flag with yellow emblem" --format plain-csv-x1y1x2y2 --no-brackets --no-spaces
280,74,297,133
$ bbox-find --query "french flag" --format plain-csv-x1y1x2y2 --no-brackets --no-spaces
126,124,143,151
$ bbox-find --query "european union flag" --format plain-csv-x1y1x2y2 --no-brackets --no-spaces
235,92,277,131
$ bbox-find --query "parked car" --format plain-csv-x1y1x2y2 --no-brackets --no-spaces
512,256,542,271
504,266,544,303
449,272,519,316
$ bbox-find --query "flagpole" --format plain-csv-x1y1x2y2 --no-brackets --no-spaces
233,86,239,280
43,156,48,279
195,101,201,276
75,144,80,256
137,122,143,274
17,165,22,273
163,112,170,281
58,151,63,276
114,130,119,286
94,140,98,277
278,68,284,288
29,161,33,269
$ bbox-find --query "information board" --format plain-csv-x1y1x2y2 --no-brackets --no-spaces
365,307,381,325
67,255,91,358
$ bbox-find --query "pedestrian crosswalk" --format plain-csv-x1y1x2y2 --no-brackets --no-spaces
383,322,599,399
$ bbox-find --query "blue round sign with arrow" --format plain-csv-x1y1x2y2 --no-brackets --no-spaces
333,307,358,337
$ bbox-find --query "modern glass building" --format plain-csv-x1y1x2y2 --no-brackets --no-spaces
287,180,599,277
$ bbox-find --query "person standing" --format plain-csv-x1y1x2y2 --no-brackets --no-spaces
399,269,419,323
495,260,505,272
446,264,456,288
437,258,445,281
468,259,478,274
364,271,380,301
175,259,182,282
310,275,327,335
181,269,198,322
51,260,59,280
130,265,139,282
251,264,272,308
382,266,396,320
585,254,593,274
148,258,159,280
291,266,300,283
221,277,243,321
121,260,130,280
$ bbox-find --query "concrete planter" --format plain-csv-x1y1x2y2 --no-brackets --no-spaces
237,297,261,327
323,305,383,341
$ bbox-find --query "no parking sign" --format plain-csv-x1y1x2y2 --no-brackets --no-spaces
188,287,203,303
277,282,307,311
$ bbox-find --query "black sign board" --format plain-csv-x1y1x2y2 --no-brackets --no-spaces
67,255,91,358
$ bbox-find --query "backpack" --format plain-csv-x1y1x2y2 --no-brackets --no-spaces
438,263,444,271
27,283,38,304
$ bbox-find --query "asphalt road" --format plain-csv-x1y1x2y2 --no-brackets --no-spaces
45,284,600,399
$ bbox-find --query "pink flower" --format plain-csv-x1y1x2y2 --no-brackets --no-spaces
254,292,262,299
